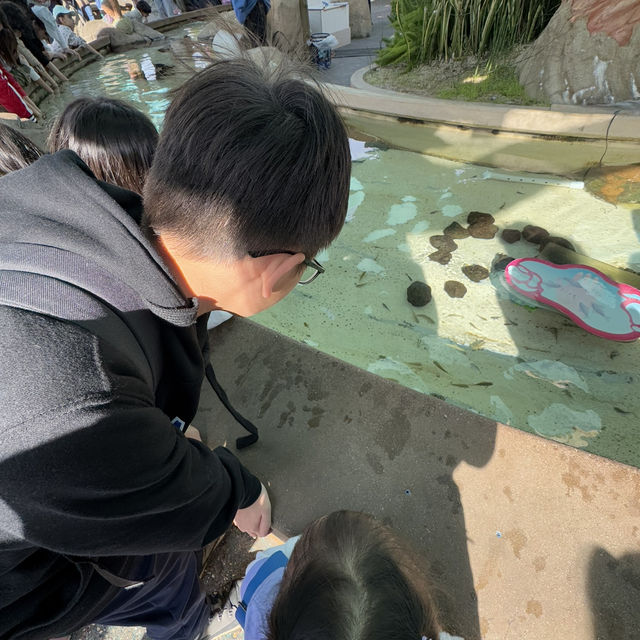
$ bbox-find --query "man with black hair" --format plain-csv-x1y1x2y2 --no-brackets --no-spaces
0,59,350,639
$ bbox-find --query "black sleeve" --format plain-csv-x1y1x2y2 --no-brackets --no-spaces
0,397,262,556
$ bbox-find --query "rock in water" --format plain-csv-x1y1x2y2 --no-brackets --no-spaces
443,221,470,239
407,281,432,307
467,211,495,225
429,235,458,252
462,264,490,282
468,222,499,239
522,225,550,245
444,280,467,298
501,228,522,244
541,236,576,251
429,249,452,265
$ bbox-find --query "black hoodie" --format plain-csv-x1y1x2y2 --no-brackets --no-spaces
0,151,261,638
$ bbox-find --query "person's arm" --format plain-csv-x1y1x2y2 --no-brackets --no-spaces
32,5,69,52
17,40,59,89
0,396,267,555
81,42,104,58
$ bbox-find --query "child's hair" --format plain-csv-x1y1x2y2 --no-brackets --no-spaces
267,511,440,640
0,122,43,176
48,97,159,193
0,1,49,67
135,0,151,15
143,57,351,262
100,0,122,18
0,25,19,66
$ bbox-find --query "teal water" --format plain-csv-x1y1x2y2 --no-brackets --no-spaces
40,35,640,467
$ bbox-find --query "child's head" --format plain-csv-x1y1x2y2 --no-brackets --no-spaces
268,511,440,640
48,97,159,193
0,25,19,66
31,15,49,42
135,0,151,16
142,58,350,315
0,123,43,176
100,0,122,19
52,5,75,28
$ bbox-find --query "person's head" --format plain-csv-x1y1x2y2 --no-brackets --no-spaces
0,25,19,66
143,58,351,316
48,97,159,193
0,1,29,39
31,14,48,41
0,123,43,176
135,0,151,16
267,511,440,640
100,0,122,19
53,5,75,28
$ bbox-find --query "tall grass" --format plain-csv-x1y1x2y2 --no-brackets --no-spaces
377,0,561,68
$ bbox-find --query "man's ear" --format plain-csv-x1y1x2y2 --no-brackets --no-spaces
260,252,305,299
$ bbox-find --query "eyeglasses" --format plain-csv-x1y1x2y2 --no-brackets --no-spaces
248,250,325,285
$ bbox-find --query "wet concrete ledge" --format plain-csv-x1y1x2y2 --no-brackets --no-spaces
326,66,640,175
198,317,640,640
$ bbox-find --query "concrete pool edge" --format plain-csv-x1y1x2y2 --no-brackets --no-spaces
320,65,640,174
200,317,640,639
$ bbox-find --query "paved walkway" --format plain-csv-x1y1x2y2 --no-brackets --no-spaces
318,0,392,86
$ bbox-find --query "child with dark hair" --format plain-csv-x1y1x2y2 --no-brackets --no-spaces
48,96,159,193
135,0,152,19
51,5,103,56
31,0,80,58
0,121,42,176
0,25,54,92
208,511,443,640
0,1,68,82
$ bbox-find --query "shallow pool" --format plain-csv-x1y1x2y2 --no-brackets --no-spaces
40,35,640,467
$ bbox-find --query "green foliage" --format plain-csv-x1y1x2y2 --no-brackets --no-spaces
437,62,540,104
377,0,561,68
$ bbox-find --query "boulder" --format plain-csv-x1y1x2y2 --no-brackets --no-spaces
518,0,640,105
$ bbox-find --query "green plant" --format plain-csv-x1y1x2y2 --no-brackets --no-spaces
436,63,540,104
377,0,561,69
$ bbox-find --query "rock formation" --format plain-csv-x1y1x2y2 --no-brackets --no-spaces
518,0,640,104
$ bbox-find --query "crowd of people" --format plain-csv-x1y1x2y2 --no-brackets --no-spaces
0,55,448,640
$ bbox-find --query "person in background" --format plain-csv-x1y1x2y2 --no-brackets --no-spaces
0,60,41,118
30,0,80,57
48,96,158,193
135,0,152,20
0,8,56,87
230,0,269,44
208,511,443,640
0,121,42,176
51,5,103,56
0,25,54,92
0,1,68,82
151,0,180,20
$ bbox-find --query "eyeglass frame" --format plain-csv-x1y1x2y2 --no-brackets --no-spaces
248,250,325,285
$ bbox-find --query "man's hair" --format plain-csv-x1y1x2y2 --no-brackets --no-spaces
142,58,351,261
267,511,440,640
0,122,43,177
48,97,159,193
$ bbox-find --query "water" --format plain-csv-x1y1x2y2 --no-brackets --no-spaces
40,35,640,467
41,22,207,129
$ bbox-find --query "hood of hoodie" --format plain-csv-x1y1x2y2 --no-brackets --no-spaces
0,149,198,327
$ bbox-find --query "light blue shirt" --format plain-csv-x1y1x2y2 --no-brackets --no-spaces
240,536,299,640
